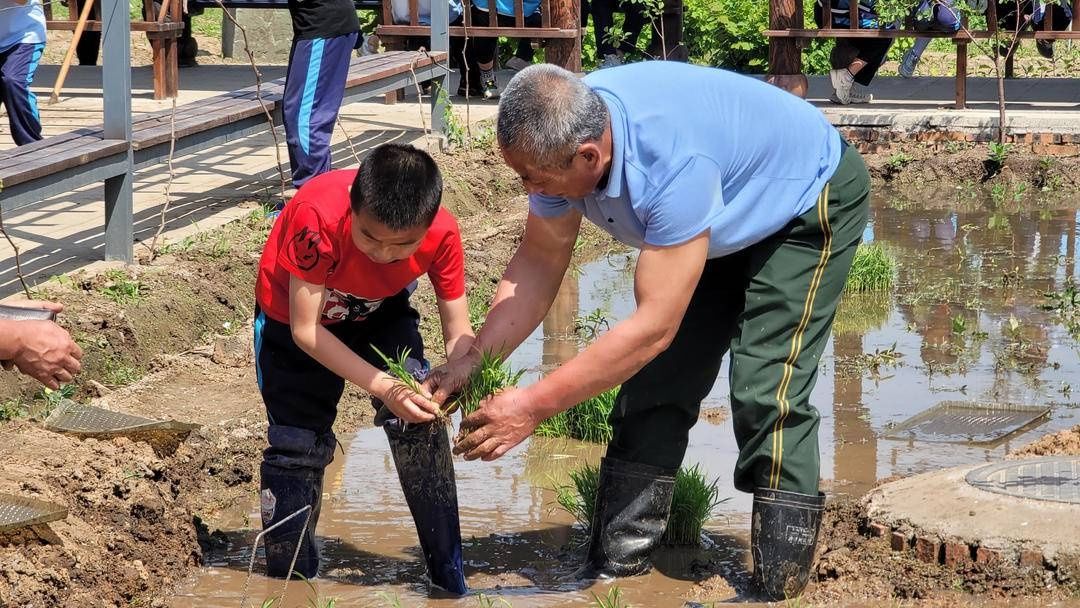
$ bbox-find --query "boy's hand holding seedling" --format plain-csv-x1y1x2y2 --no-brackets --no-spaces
289,276,441,423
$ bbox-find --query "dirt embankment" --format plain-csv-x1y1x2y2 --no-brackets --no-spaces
1010,425,1080,458
0,145,527,606
861,143,1080,194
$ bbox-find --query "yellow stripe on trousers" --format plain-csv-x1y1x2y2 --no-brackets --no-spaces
769,183,833,490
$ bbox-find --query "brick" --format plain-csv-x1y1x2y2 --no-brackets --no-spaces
976,546,1001,565
944,542,973,567
1019,549,1044,569
1032,143,1079,157
915,537,941,564
1038,132,1055,144
869,522,889,538
890,531,909,552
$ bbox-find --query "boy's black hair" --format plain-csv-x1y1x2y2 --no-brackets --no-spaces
350,143,443,230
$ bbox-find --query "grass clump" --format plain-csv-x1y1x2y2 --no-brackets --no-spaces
535,387,618,443
556,463,723,546
590,586,630,608
845,243,896,293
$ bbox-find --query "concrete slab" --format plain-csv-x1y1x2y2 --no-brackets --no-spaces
864,459,1080,564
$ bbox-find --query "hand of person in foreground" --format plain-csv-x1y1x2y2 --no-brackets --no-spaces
453,386,539,461
0,300,82,389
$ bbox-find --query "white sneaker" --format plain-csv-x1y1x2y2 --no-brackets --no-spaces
849,84,873,104
600,53,623,69
829,68,854,104
506,56,531,71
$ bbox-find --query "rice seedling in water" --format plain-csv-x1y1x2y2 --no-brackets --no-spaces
556,463,724,546
372,346,453,421
845,243,896,293
535,387,618,443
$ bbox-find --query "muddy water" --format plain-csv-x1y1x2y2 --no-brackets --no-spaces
173,192,1080,607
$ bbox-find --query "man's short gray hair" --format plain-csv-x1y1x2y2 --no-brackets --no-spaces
496,64,609,168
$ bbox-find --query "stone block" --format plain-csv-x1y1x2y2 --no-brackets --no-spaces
915,537,941,564
944,542,972,568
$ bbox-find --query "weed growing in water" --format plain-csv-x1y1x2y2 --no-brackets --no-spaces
835,343,904,379
574,308,611,340
557,463,723,546
884,151,913,177
845,244,895,293
535,387,618,443
591,586,631,608
1041,278,1080,340
100,270,147,305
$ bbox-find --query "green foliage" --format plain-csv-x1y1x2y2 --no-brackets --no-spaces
535,387,618,443
100,270,147,305
590,586,631,608
0,399,26,423
988,142,1013,165
372,346,425,393
556,463,723,546
574,308,610,340
452,352,524,416
102,354,142,387
1041,278,1080,340
845,243,896,293
885,151,914,174
684,0,769,71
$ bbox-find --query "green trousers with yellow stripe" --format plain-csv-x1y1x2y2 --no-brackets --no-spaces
606,141,870,495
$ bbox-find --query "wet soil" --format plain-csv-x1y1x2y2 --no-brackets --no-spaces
1011,425,1080,458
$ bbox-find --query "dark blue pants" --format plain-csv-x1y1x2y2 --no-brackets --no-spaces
282,32,358,190
1,42,45,146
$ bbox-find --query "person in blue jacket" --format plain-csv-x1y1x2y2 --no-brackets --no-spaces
0,0,46,145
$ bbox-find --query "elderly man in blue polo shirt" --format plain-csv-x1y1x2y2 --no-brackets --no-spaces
426,62,870,600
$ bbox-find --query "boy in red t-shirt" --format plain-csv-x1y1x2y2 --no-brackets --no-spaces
254,143,472,592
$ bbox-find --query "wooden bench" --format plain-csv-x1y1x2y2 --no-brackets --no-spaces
0,51,448,264
765,0,1080,109
45,0,185,100
376,0,581,70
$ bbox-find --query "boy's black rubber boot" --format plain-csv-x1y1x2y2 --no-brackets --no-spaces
750,488,826,601
260,465,323,579
383,417,469,595
574,457,676,579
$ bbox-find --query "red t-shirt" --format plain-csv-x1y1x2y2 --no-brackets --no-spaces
255,169,466,324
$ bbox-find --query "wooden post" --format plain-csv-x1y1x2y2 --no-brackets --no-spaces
955,42,967,109
766,0,807,98
545,0,580,72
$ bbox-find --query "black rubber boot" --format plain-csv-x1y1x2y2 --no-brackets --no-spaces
750,488,826,601
260,465,323,579
382,416,468,595
576,457,676,579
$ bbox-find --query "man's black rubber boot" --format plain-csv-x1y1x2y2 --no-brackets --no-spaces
260,465,323,579
750,488,826,601
575,457,676,579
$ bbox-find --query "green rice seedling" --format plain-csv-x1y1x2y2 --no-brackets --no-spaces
556,463,724,546
535,387,617,443
664,464,724,546
555,462,600,528
590,585,630,608
844,243,896,293
372,346,452,422
375,591,405,608
450,351,524,416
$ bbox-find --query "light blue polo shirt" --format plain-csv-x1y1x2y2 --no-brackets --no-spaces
0,1,46,52
529,62,843,259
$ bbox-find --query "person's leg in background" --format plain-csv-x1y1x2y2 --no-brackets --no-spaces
618,0,648,57
728,143,870,600
590,0,622,66
281,31,359,192
469,6,503,99
0,42,46,146
1033,1,1073,58
900,0,961,77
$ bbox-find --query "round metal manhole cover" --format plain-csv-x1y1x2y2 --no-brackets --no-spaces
966,457,1080,505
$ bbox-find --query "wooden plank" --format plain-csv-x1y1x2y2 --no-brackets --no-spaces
849,1,858,30
379,25,578,37
541,0,550,28
488,2,498,27
0,140,128,188
762,28,1080,39
464,0,472,27
514,0,524,27
0,130,99,161
409,0,418,26
1075,0,1079,31
46,20,184,32
987,0,997,33
381,0,393,26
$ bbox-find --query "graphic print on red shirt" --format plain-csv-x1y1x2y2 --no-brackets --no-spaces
255,169,466,324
